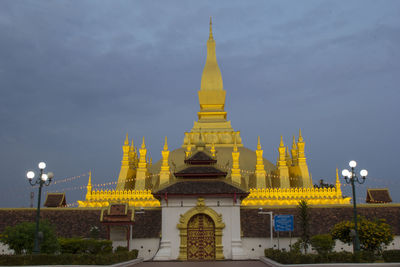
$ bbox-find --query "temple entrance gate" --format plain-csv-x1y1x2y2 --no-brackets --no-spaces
187,213,215,260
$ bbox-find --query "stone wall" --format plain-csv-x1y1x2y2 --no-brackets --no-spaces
241,204,400,238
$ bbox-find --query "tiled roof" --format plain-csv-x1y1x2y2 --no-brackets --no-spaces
101,204,134,224
174,166,227,178
184,151,216,165
44,193,66,207
366,188,392,203
154,180,247,195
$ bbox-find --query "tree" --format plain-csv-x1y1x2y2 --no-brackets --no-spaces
0,220,60,254
331,216,393,253
297,200,311,253
310,234,335,255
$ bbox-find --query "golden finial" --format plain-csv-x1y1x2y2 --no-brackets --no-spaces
209,16,213,40
124,133,129,145
336,168,340,184
233,136,238,152
257,136,262,150
279,136,284,147
292,136,297,149
141,136,146,149
298,128,304,142
130,138,134,148
87,170,92,187
163,136,168,151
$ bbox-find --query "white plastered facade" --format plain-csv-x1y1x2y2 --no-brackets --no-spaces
153,196,246,260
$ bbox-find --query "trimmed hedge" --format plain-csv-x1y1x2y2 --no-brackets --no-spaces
0,250,138,266
264,248,378,264
58,238,112,254
383,250,400,262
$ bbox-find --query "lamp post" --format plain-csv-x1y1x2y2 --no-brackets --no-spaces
258,208,273,247
26,162,54,254
342,160,367,253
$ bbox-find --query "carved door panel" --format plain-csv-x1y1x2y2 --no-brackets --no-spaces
187,213,215,260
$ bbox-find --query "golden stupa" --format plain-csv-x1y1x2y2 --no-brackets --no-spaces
78,19,350,208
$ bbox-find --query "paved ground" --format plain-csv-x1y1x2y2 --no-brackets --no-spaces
135,261,266,267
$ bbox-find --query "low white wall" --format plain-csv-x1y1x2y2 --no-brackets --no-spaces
243,236,400,258
0,243,13,255
130,238,160,261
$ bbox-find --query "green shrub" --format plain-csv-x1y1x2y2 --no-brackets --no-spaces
310,234,335,255
0,220,59,254
331,216,393,253
115,246,129,253
58,238,112,254
383,250,400,262
0,250,138,266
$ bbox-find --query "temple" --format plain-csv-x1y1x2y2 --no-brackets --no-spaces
76,19,350,260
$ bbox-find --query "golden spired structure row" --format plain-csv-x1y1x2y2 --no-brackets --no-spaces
78,19,350,208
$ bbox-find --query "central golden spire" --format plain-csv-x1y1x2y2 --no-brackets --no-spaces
185,18,242,149
200,17,224,91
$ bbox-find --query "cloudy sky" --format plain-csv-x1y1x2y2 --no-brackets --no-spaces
0,0,399,207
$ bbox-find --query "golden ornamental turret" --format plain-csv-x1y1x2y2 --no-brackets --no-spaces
85,170,92,200
291,136,298,166
116,134,136,190
135,136,148,190
231,138,241,185
277,136,290,188
335,168,342,197
129,138,136,168
159,136,170,187
255,136,267,188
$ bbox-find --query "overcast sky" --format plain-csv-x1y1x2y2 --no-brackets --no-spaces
0,0,399,207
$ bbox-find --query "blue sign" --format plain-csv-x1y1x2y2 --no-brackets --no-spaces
274,215,294,232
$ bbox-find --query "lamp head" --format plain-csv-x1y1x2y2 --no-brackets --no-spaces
38,162,46,170
26,171,35,180
47,172,54,180
360,169,368,177
349,160,357,168
41,173,48,181
342,169,350,178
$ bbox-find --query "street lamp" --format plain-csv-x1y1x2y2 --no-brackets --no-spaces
26,162,54,254
258,208,273,247
342,160,367,253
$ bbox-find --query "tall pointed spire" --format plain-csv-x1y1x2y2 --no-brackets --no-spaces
209,16,213,40
298,128,304,142
86,171,92,200
257,136,261,150
141,136,146,149
280,135,284,147
163,136,168,151
124,133,129,145
200,18,223,91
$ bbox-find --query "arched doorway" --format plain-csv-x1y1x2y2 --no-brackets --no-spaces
177,198,225,260
187,213,215,260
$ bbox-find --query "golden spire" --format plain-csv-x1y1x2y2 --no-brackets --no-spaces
257,136,261,150
163,136,168,151
130,138,134,149
292,136,297,149
336,168,340,185
87,170,92,187
298,128,304,142
280,135,284,147
209,16,213,40
86,171,92,200
233,136,238,152
141,136,146,149
124,133,129,145
201,18,223,91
